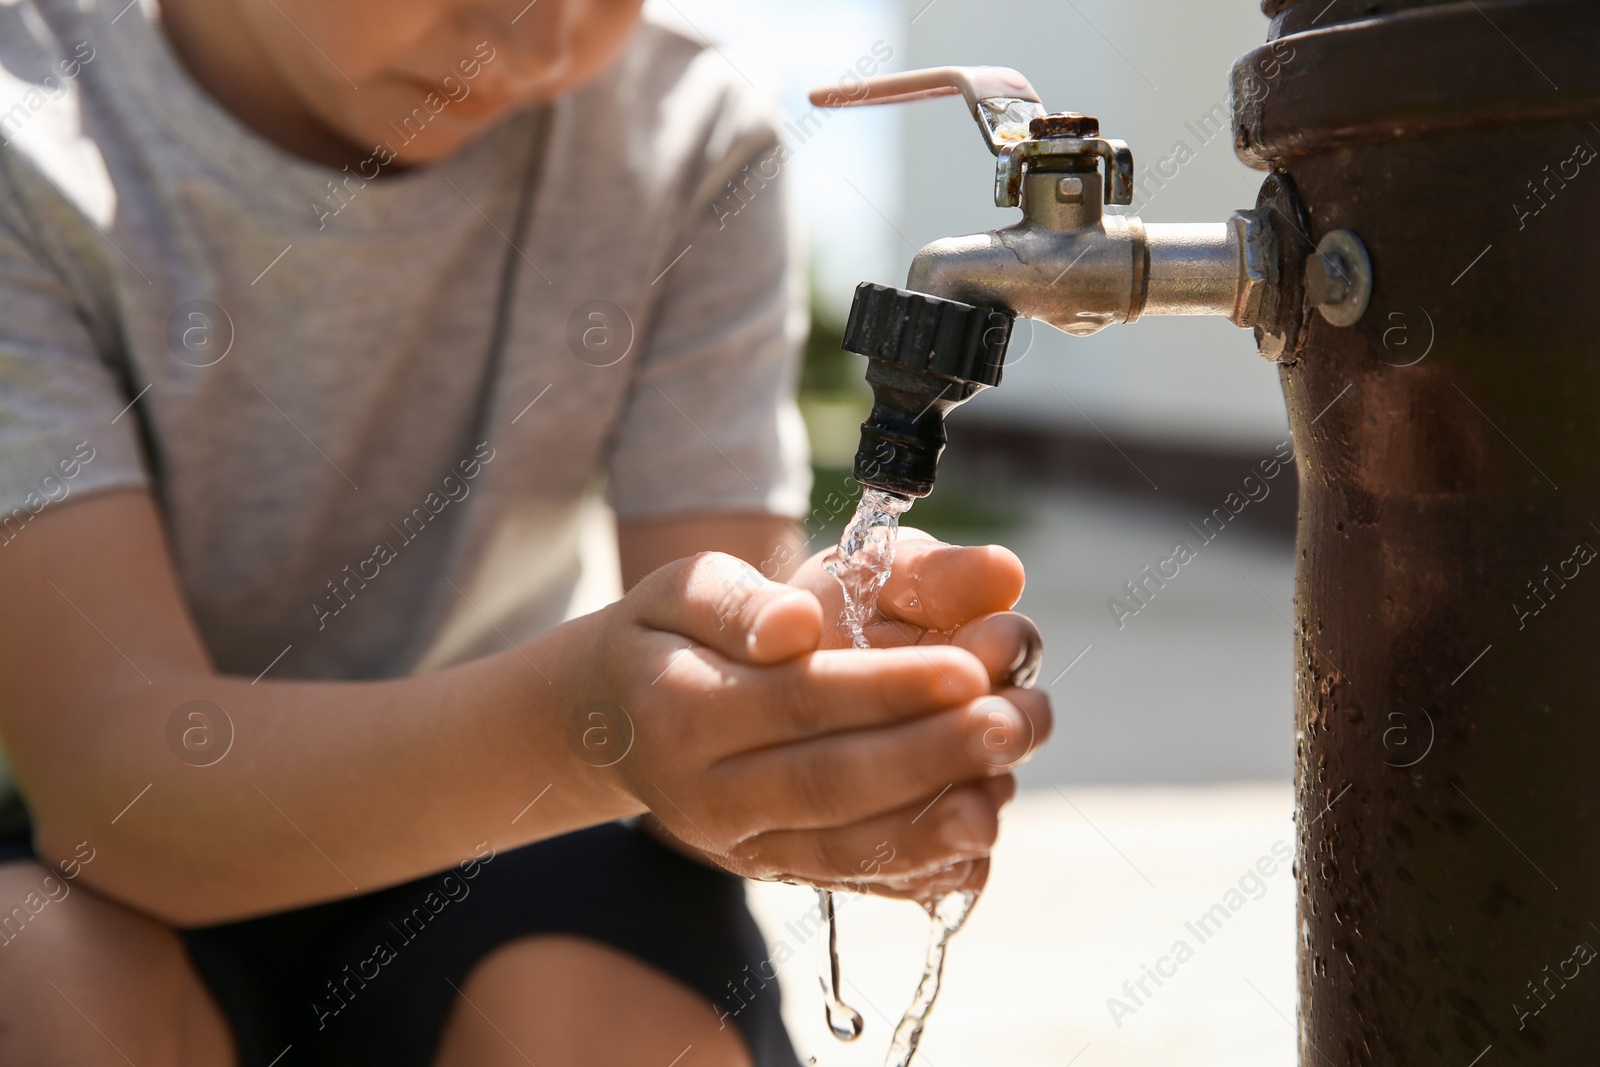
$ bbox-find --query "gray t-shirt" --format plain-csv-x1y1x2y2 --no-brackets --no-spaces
0,1,811,695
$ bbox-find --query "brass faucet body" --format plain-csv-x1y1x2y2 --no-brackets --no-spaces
906,165,1273,336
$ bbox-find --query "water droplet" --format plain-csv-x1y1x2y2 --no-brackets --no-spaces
815,889,863,1042
825,1002,864,1042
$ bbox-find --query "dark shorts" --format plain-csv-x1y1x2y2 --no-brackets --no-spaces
0,821,800,1067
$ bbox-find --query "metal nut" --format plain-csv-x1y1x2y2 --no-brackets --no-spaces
1029,112,1100,139
1228,209,1274,329
1256,325,1292,361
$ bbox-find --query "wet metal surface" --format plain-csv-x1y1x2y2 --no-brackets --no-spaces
1239,1,1600,1061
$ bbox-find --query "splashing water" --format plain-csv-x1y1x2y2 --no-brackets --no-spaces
884,889,978,1067
813,488,910,1042
815,487,979,1067
825,488,913,650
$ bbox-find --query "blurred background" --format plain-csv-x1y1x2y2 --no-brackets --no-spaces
641,0,1300,1063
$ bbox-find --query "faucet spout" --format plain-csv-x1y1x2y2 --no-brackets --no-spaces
906,215,1147,337
906,210,1275,336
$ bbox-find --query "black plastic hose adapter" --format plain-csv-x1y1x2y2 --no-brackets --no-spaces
841,282,1015,498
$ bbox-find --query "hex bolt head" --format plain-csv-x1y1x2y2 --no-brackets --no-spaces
1228,209,1273,330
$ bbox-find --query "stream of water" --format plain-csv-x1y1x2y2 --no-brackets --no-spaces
817,488,978,1067
883,888,978,1067
825,488,913,652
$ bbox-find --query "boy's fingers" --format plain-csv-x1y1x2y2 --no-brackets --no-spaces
633,641,990,756
950,612,1044,688
966,687,1052,769
728,780,1008,888
713,694,1036,836
814,850,991,901
804,858,988,903
876,538,1026,632
734,645,989,747
637,810,990,904
630,552,822,664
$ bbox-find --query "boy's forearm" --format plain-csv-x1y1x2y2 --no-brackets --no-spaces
26,609,639,927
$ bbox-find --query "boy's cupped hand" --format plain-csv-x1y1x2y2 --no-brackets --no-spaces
588,534,1050,901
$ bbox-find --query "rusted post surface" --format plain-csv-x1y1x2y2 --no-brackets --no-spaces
1235,1,1600,1063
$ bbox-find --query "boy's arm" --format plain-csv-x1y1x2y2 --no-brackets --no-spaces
3,490,1036,924
0,489,637,924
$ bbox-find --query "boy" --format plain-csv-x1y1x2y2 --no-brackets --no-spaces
0,1,1051,1064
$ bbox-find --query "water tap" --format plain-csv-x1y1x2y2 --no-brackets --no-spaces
811,65,1373,498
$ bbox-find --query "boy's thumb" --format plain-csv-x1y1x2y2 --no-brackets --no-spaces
632,552,823,664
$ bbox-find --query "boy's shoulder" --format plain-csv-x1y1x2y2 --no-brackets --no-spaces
0,0,94,76
598,15,783,151
0,0,108,239
0,0,96,137
621,16,779,96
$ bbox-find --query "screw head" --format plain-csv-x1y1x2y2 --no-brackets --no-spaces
1310,230,1372,328
1029,112,1100,139
1305,253,1350,307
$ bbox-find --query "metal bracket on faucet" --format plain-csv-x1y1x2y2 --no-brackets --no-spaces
995,137,1134,209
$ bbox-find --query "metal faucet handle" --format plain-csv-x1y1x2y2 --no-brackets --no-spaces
811,64,1132,210
808,65,1047,155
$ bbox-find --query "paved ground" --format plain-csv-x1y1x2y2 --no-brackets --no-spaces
748,783,1298,1067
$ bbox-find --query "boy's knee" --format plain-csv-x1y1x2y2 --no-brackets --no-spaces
0,860,165,965
441,935,753,1067
0,861,233,1066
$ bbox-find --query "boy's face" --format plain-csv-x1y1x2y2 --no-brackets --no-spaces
235,0,645,162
